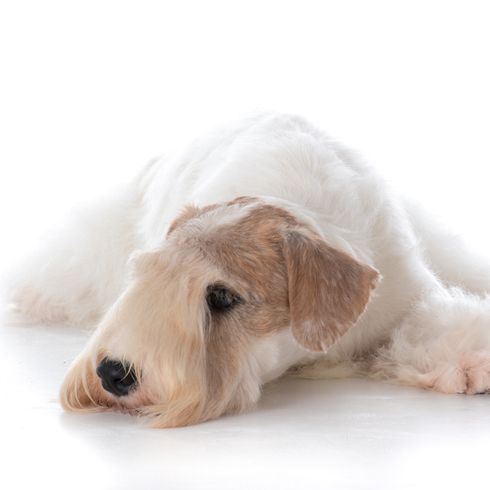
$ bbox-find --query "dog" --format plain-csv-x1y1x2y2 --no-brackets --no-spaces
10,113,490,427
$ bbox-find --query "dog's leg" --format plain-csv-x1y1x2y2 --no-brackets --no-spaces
405,199,490,295
7,183,142,326
371,285,490,394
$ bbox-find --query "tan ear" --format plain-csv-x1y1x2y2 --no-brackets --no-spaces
283,230,380,353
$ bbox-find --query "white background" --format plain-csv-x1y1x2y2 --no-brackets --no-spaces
1,1,489,489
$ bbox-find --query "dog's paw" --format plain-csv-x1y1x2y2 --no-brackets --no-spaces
420,352,490,394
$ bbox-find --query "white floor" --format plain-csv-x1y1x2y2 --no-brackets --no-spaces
2,3,490,488
1,319,489,490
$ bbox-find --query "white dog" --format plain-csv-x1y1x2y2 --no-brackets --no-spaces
10,113,490,427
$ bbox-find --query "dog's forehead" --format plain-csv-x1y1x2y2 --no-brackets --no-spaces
165,197,302,288
168,196,300,240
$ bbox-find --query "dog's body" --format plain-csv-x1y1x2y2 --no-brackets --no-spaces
11,113,490,426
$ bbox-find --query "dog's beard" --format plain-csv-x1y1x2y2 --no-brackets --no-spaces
60,351,262,427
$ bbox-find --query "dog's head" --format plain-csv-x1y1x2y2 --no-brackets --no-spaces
61,197,379,427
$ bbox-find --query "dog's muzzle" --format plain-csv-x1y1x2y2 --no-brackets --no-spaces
96,358,138,397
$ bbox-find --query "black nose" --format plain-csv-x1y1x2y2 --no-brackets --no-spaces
96,358,138,397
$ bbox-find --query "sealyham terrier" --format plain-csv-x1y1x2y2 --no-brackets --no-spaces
10,113,490,427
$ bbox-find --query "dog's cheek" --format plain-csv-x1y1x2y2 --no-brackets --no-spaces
209,342,263,418
144,319,264,427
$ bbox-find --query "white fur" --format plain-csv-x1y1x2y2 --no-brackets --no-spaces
9,112,490,401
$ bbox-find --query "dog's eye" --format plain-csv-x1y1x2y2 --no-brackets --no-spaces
206,285,240,312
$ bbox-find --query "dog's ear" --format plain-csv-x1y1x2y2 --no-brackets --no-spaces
283,230,380,353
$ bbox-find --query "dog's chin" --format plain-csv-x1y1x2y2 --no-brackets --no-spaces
60,372,240,427
60,363,202,427
140,393,257,428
